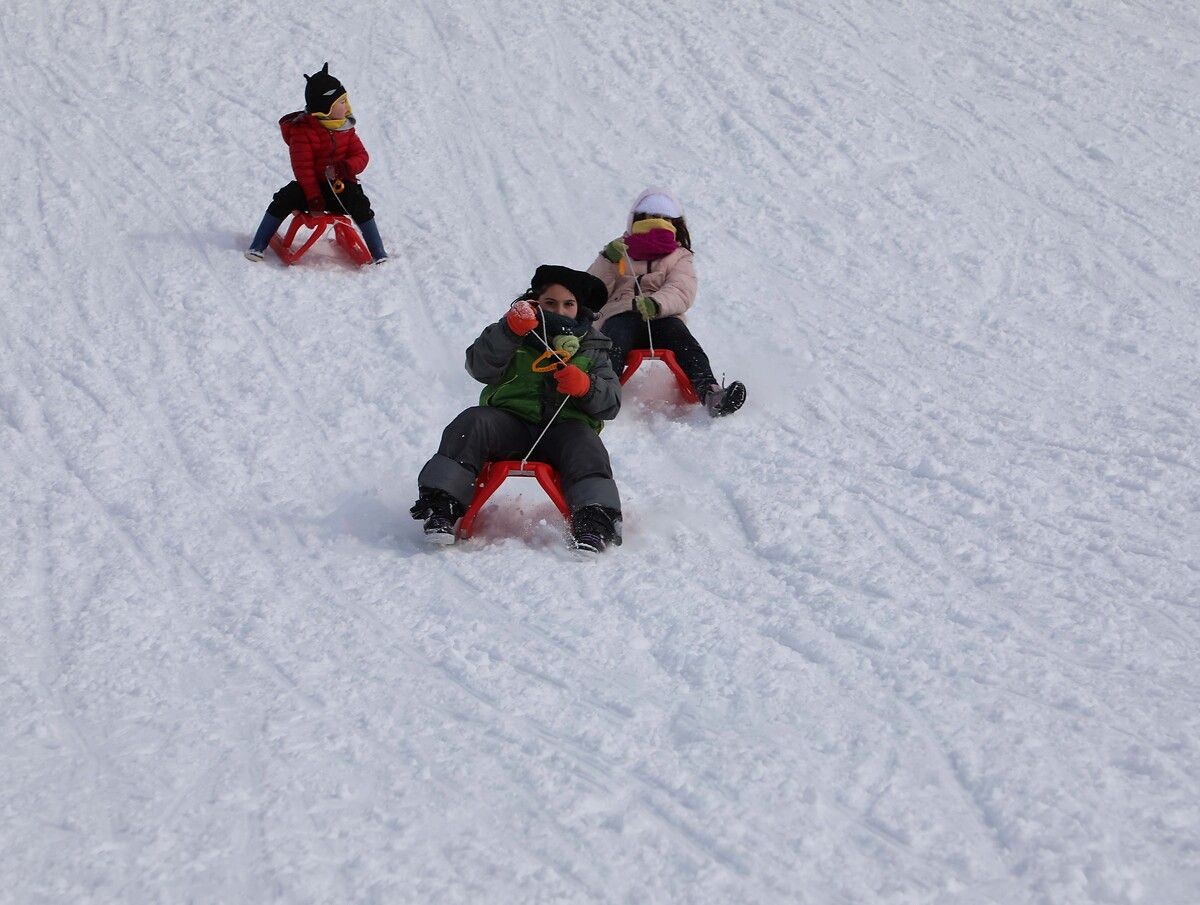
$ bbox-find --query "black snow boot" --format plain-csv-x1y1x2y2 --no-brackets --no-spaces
569,505,622,555
410,487,464,545
701,380,746,418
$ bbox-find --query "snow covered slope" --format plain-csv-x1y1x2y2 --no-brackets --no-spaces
3,1,1199,902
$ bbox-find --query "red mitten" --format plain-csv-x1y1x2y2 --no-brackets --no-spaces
554,364,590,397
306,195,325,213
334,161,354,180
505,300,538,336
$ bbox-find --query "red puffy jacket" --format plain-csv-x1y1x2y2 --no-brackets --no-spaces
278,111,370,202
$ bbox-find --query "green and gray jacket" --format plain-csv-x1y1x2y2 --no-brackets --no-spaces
465,317,621,430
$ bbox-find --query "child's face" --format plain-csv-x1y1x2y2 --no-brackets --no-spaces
536,285,578,319
328,95,349,119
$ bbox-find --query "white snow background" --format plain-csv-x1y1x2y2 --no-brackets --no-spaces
2,1,1199,902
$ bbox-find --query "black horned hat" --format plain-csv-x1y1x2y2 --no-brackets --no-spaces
304,62,346,114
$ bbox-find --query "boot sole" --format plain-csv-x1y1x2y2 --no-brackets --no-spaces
710,382,747,417
569,539,604,557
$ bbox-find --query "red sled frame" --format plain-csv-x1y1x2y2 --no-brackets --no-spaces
619,349,701,405
457,460,571,540
269,212,373,266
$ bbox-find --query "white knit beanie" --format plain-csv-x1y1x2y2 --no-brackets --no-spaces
627,187,684,229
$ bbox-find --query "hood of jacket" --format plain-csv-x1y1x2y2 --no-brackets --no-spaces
278,110,357,146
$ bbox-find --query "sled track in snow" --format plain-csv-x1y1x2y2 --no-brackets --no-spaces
3,1,1200,902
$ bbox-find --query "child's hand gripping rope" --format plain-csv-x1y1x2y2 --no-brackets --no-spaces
553,364,590,397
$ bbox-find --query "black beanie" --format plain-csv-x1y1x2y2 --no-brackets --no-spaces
304,62,346,114
529,265,608,317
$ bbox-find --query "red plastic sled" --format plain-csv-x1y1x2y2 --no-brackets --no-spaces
458,460,571,540
269,212,373,266
619,349,701,404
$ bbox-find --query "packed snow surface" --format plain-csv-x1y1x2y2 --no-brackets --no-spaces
3,1,1199,902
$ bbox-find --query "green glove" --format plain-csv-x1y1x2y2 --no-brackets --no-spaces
634,295,659,320
552,334,581,357
602,239,628,263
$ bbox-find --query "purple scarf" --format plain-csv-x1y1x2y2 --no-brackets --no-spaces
625,228,679,261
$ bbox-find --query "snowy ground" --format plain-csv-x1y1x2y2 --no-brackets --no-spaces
3,1,1200,902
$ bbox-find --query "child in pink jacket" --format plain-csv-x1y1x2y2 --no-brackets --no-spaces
587,187,746,417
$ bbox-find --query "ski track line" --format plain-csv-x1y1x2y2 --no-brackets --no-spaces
27,49,350,478
302,549,674,834
609,448,1012,888
768,458,1171,888
7,1,1200,901
418,3,539,270
359,545,831,890
760,568,1032,896
130,539,551,878
911,575,1188,797
19,86,299,501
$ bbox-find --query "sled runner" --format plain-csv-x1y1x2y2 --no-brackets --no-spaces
458,460,571,540
268,212,373,266
619,349,700,404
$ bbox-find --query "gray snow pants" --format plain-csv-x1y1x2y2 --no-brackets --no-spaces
417,406,621,513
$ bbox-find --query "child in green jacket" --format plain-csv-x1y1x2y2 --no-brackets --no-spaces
411,265,623,553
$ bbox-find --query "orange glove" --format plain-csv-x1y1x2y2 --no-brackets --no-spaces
505,300,539,336
554,364,590,397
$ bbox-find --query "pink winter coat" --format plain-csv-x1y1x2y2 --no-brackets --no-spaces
587,245,698,329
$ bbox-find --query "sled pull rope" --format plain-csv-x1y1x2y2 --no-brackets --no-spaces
623,250,654,355
520,314,574,468
520,395,571,470
327,176,352,216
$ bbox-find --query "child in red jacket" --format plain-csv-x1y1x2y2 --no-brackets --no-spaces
245,63,387,264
